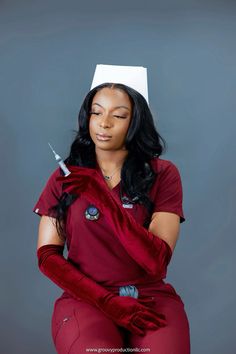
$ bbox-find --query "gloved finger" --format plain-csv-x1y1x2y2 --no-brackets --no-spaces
138,297,156,307
140,311,167,326
132,312,157,328
145,321,163,331
128,322,146,337
134,314,166,330
63,183,86,194
57,166,96,178
132,315,146,328
138,304,165,320
137,316,163,330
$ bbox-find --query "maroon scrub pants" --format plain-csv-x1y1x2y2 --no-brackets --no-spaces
51,291,191,354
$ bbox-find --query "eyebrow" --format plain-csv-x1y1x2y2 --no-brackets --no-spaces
91,103,130,111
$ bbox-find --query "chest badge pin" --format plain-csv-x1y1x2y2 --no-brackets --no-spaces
85,205,100,221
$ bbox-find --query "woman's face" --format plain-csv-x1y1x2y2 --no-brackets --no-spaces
89,87,133,152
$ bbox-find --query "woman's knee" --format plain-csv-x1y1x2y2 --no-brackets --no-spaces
51,299,80,354
51,297,125,354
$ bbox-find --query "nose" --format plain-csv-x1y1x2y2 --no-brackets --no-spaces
99,114,112,128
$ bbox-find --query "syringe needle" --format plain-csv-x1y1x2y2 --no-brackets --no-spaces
48,142,54,153
48,142,71,176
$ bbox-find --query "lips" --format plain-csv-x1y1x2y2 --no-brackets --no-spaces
96,133,112,138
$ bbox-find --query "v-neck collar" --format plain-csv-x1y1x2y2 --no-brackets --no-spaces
95,161,121,192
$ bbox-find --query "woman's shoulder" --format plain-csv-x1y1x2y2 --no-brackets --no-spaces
41,166,64,192
149,156,180,175
33,167,64,217
148,156,185,223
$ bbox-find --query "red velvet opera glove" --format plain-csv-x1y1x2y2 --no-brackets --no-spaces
37,244,167,336
56,165,173,278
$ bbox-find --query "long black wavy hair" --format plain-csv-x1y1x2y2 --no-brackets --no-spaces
50,82,167,241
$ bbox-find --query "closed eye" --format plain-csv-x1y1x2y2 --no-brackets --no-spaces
90,111,100,115
90,112,127,119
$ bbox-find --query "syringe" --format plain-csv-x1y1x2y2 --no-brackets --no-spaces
48,142,71,176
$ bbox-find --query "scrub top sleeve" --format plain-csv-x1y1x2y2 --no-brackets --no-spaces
32,167,63,217
152,161,186,223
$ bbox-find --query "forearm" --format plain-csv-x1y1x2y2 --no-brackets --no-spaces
37,243,167,336
56,166,172,277
84,190,172,277
37,244,113,308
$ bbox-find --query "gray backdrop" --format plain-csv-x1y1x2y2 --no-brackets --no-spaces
1,0,235,353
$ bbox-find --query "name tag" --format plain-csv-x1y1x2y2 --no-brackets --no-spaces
122,203,133,209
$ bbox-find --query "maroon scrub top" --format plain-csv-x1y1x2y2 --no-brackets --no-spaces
33,157,185,301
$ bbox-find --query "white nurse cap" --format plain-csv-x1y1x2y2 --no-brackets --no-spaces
90,64,149,105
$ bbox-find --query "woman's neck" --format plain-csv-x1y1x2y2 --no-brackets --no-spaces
95,148,128,172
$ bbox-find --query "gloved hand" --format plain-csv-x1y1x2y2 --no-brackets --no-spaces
37,244,167,336
56,165,172,278
99,293,166,336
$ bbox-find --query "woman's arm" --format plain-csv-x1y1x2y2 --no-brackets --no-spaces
37,216,65,249
148,212,180,253
55,166,175,277
36,216,167,336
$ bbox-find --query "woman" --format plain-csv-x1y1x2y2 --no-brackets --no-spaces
33,81,191,353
